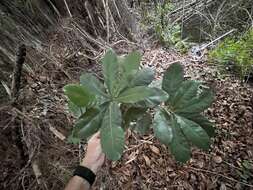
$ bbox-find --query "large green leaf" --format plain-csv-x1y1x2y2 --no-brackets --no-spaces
121,51,141,74
175,87,214,113
169,80,200,109
78,112,104,140
116,86,152,103
100,102,125,160
115,52,142,94
162,63,184,97
73,108,99,130
80,73,107,97
153,109,173,145
175,115,210,151
116,86,168,104
170,116,191,163
134,113,152,135
101,49,120,95
179,113,215,137
67,100,86,118
70,108,100,140
134,88,169,108
71,104,111,141
129,68,155,87
63,84,95,107
78,107,99,120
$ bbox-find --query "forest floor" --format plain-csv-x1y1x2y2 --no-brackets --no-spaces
1,19,253,190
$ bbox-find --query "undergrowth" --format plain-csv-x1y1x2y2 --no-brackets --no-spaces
209,28,253,80
141,1,189,52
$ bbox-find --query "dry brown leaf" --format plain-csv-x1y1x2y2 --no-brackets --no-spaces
125,151,138,165
150,145,160,155
213,156,223,164
196,160,205,168
169,172,177,178
143,155,151,167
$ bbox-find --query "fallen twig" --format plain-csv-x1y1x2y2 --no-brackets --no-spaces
63,0,72,17
32,160,42,185
49,123,66,141
189,166,253,188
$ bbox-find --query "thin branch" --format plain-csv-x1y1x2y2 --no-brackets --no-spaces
63,0,72,17
102,0,110,43
32,161,42,184
189,166,253,188
1,80,11,98
181,0,186,39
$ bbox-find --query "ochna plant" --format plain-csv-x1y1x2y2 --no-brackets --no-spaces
154,63,215,162
64,49,215,162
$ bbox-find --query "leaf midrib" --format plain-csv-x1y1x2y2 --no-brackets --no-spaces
109,104,115,154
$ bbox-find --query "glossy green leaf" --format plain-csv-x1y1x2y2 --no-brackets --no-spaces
175,115,210,150
114,69,131,96
162,63,184,97
63,84,94,107
115,52,142,94
175,87,214,113
170,116,191,163
153,109,173,145
100,102,125,160
178,113,215,137
117,86,168,104
121,51,141,74
101,49,120,95
116,86,152,103
134,88,169,108
135,113,152,135
169,80,200,109
80,73,107,97
129,68,155,87
79,107,100,120
78,112,104,140
72,108,100,136
67,100,85,118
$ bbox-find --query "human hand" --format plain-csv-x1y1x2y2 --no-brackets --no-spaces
81,132,105,174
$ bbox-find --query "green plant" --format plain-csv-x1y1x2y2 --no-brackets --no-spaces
236,160,253,183
153,63,215,162
64,50,168,160
142,1,189,52
64,50,215,162
209,28,253,79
